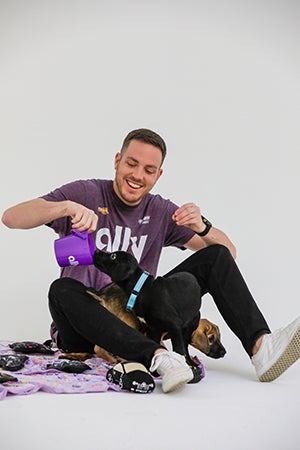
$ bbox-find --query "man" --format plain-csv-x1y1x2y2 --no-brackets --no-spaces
2,128,300,393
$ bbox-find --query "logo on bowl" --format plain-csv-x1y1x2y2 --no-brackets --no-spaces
68,255,79,266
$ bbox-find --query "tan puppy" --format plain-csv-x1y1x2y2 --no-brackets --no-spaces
190,318,226,359
88,284,141,363
62,284,226,362
61,284,140,363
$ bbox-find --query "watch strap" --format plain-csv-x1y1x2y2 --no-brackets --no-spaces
196,216,212,237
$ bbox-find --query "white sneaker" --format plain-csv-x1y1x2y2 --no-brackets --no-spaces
252,317,300,382
150,351,193,393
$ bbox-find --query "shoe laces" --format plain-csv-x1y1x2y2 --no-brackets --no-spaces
150,351,186,373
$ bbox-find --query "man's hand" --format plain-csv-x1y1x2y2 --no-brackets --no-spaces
172,202,205,233
67,201,98,233
173,202,237,259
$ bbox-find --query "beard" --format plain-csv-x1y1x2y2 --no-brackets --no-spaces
113,175,146,206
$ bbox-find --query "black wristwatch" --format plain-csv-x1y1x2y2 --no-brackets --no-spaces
196,216,212,237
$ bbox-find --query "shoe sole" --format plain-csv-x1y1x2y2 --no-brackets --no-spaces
259,326,300,382
106,364,155,393
162,369,194,393
187,365,205,384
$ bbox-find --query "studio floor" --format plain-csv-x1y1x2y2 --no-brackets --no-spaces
1,332,299,450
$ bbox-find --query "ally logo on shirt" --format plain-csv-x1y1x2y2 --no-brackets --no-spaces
96,225,147,262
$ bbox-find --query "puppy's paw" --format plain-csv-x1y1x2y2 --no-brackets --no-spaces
59,352,93,362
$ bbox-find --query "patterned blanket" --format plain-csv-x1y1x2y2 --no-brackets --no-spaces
0,340,120,400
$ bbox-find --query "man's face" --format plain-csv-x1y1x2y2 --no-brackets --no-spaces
113,139,163,206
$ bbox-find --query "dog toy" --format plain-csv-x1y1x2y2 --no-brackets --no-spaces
9,341,54,355
188,364,205,384
0,354,28,372
0,372,18,383
187,355,206,384
106,361,155,393
45,359,91,373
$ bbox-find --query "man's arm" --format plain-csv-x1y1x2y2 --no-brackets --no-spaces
1,198,98,232
172,202,236,259
183,228,236,259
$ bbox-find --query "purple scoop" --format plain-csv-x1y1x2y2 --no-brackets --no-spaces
54,230,96,267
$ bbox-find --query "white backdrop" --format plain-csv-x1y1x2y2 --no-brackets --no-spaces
0,0,299,344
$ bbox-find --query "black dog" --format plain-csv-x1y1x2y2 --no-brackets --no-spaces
93,249,202,370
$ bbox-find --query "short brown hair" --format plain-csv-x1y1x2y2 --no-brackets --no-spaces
121,128,167,165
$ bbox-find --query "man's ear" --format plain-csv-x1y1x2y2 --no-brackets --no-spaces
114,152,121,170
156,167,163,181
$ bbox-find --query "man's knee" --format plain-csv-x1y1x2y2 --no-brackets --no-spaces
49,277,71,297
204,244,232,259
48,277,83,307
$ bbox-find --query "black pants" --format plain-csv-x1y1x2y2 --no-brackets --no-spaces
48,245,271,369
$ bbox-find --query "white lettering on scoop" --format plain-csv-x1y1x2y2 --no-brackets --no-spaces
68,255,79,266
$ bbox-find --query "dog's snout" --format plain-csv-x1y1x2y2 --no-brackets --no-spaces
208,343,226,359
218,347,226,358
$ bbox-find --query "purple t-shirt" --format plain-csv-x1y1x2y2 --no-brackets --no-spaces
43,179,195,290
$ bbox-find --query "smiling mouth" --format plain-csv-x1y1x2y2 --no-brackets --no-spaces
126,180,143,190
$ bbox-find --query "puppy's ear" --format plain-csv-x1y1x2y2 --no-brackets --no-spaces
190,323,210,353
202,319,221,337
112,252,138,281
199,319,212,334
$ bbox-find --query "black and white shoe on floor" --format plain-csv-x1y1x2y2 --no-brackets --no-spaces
106,361,155,393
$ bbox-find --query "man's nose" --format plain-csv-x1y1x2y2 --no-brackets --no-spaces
131,166,143,180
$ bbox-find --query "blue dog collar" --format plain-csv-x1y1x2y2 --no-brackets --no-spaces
126,271,149,311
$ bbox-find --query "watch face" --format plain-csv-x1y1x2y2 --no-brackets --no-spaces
202,216,212,227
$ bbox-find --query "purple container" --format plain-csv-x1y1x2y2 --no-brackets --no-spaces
54,229,96,267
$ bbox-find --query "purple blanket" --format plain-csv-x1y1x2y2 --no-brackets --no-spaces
0,341,120,400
